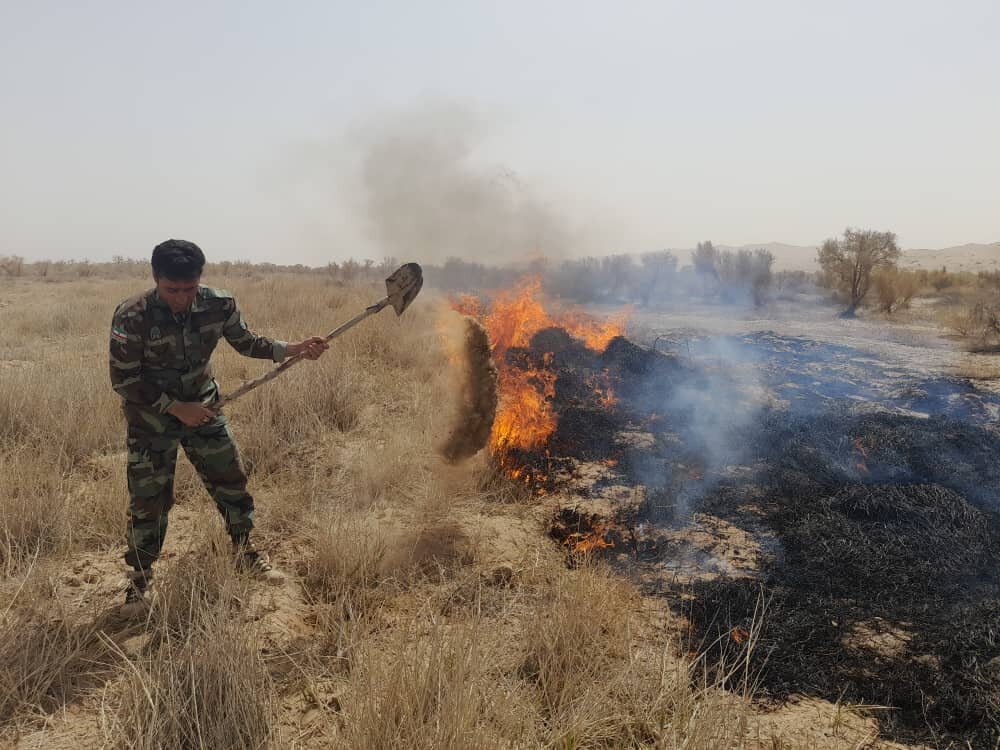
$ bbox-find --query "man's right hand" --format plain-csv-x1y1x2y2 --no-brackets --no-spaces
167,401,217,428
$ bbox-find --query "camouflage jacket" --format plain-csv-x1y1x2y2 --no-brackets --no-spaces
109,286,287,414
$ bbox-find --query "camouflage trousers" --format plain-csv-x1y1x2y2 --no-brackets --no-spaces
123,406,254,570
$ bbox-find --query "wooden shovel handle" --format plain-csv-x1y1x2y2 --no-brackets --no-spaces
216,299,387,408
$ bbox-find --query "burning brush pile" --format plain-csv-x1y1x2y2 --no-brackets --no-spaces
451,277,635,486
451,278,1000,747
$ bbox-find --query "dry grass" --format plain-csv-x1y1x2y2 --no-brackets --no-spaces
0,271,861,749
343,621,502,749
0,561,111,734
521,563,751,748
100,553,276,749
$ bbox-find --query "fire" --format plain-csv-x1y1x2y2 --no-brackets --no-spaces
564,524,616,555
587,371,617,409
561,311,629,352
731,626,750,644
451,277,627,462
450,293,483,319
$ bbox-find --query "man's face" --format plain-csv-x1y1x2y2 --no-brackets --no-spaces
155,275,201,314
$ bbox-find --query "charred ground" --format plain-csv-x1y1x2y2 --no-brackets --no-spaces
509,326,1000,747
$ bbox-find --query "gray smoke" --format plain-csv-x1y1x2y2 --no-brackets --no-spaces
653,336,769,517
349,101,580,265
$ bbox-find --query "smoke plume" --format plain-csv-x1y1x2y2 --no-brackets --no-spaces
350,102,580,265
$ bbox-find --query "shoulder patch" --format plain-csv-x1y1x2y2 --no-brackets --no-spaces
200,286,234,300
111,327,130,344
114,289,153,317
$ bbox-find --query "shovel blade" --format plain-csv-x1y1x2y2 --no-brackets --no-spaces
385,262,423,316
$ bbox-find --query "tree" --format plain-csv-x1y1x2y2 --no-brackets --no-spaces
635,250,678,306
548,257,602,302
817,228,900,315
599,254,635,302
691,241,719,279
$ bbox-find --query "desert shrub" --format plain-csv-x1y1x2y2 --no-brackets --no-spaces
774,269,815,297
872,268,920,313
302,513,387,603
546,256,604,302
943,295,1000,349
929,268,954,292
0,255,24,276
634,250,679,307
0,448,74,573
977,269,1000,290
522,565,634,721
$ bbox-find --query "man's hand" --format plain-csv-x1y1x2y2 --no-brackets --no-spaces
287,336,329,360
168,401,217,428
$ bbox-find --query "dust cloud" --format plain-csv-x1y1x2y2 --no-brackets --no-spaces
438,315,498,463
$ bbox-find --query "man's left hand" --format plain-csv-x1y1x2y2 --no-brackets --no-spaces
288,336,329,360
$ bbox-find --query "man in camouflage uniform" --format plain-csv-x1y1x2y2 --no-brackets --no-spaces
110,239,327,615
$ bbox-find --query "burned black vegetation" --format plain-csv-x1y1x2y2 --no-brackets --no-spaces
686,410,1000,748
507,327,1000,748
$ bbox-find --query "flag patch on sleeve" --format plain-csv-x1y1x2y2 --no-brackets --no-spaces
111,327,129,344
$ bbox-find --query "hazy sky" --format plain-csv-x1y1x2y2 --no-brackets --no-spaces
2,1,998,265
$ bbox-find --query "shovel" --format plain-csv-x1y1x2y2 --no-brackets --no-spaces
217,262,423,408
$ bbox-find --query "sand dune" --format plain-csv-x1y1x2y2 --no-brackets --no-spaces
900,242,1000,273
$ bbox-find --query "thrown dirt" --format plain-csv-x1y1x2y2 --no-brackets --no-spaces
439,316,498,462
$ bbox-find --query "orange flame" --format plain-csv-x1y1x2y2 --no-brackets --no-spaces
451,277,627,459
587,370,617,409
564,524,616,554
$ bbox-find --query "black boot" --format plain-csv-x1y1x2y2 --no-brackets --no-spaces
231,533,284,585
120,567,153,617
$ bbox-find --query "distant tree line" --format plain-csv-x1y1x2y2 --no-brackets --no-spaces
425,244,783,308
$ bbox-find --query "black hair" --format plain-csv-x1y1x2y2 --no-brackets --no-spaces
151,239,205,280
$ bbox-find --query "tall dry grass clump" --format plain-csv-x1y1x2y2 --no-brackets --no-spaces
0,280,132,571
522,564,635,724
299,512,390,671
344,622,498,750
0,563,110,735
101,542,276,749
0,364,125,572
522,563,751,748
